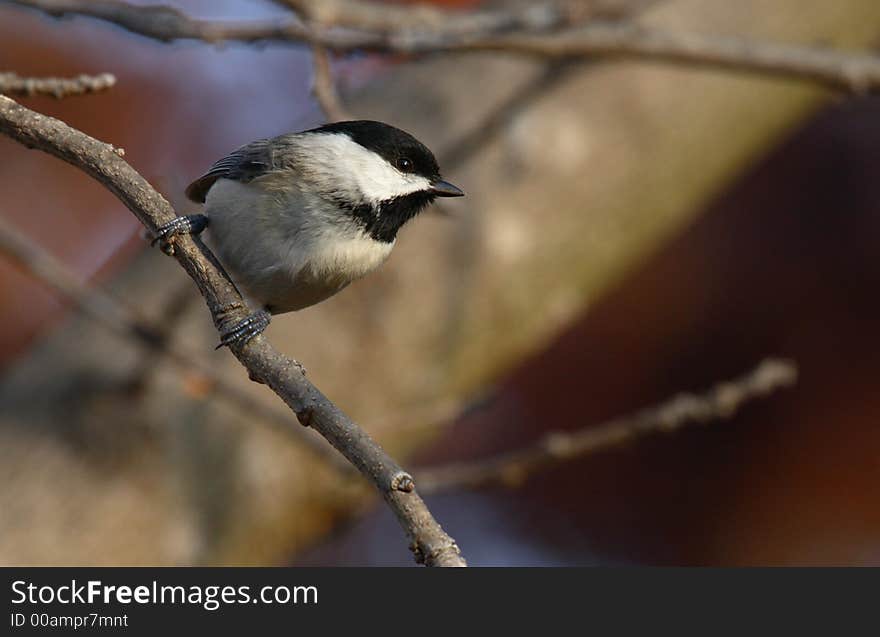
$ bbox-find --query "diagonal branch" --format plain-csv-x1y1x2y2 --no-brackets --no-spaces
416,359,798,494
0,71,116,98
7,0,880,93
0,93,465,567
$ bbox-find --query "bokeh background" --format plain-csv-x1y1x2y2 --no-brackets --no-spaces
1,0,878,566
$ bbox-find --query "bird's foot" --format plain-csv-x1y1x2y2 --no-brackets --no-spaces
152,214,209,254
216,309,271,349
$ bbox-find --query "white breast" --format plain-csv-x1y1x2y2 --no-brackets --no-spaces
203,178,394,313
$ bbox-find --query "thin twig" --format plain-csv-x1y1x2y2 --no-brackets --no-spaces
0,72,116,98
0,94,464,566
8,0,880,93
310,44,351,122
416,359,798,494
0,215,344,466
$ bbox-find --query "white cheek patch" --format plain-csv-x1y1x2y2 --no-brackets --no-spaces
293,132,432,204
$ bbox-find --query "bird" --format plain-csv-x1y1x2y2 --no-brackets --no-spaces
153,120,464,347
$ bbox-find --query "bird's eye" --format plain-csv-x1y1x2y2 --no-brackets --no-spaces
397,157,413,173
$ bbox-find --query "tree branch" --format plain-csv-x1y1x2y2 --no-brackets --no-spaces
7,0,880,93
0,71,116,98
276,0,602,34
461,24,880,94
416,359,798,494
0,93,465,567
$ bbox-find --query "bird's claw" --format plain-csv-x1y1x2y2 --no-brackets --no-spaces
216,309,271,349
151,214,209,252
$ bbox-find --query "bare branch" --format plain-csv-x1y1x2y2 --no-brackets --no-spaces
277,0,601,34
416,359,798,494
0,214,345,467
461,24,880,94
8,0,880,93
310,44,351,122
0,94,465,567
0,71,116,98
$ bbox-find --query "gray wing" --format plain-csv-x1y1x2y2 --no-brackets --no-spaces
185,136,291,203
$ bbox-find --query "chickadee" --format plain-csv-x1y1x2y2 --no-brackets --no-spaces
154,120,464,346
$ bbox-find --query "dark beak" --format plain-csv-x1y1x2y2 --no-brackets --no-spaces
430,180,465,197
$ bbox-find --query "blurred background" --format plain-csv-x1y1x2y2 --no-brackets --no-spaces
1,0,878,566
